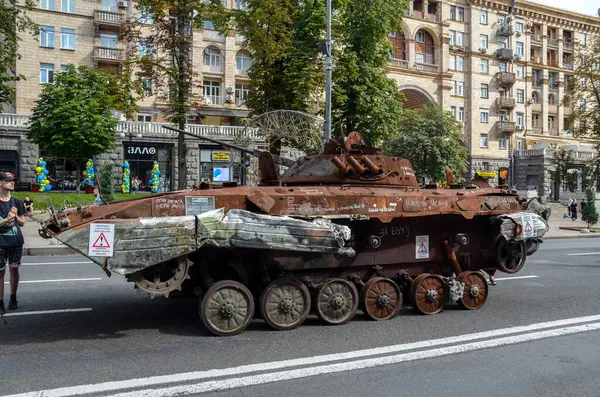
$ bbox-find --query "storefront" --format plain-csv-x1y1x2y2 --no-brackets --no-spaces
0,150,19,178
124,142,173,192
39,151,88,191
199,146,246,184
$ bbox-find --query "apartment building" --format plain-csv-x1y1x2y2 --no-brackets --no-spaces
386,0,600,194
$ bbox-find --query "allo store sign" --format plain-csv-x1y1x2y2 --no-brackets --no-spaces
125,144,159,160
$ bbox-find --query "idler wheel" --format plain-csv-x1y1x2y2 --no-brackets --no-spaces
456,271,488,310
260,277,311,331
409,274,446,315
199,280,254,336
315,278,358,325
496,238,526,274
360,277,403,321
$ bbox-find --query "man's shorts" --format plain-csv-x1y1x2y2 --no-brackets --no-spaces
0,247,23,272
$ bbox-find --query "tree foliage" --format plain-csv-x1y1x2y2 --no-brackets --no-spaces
549,149,576,193
27,66,121,191
383,105,468,183
582,187,599,228
0,0,38,106
565,38,600,147
99,161,116,202
332,0,407,146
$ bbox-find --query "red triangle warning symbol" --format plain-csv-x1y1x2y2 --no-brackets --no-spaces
418,242,428,253
92,232,111,248
524,222,533,233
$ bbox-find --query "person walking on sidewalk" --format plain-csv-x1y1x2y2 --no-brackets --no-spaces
0,172,26,314
570,199,578,221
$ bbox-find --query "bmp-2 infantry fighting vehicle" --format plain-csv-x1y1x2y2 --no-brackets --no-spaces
38,129,549,336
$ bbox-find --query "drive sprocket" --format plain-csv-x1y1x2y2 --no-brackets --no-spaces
128,256,193,298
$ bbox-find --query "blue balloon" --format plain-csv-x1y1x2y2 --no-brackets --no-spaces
43,169,49,175
40,161,46,166
44,185,51,191
37,175,44,181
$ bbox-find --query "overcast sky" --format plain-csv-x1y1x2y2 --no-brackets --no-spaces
528,0,599,17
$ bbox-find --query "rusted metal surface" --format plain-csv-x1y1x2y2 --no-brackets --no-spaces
36,130,551,335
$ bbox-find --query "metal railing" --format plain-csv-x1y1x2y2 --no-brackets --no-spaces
547,37,559,47
203,30,225,41
94,46,123,62
496,72,516,86
203,94,224,106
389,58,409,68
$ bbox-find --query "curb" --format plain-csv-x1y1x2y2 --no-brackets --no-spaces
543,234,600,240
23,246,76,256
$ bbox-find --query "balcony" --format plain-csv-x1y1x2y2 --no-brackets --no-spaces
548,104,558,114
203,30,225,42
564,39,574,51
530,56,543,65
549,129,559,136
547,37,559,48
411,10,439,22
496,120,516,133
548,59,558,67
389,58,409,69
531,127,542,135
94,46,124,64
236,67,249,77
497,26,514,37
414,62,438,73
495,48,513,60
203,63,224,75
563,61,574,70
495,72,516,86
203,94,224,106
497,96,516,109
531,34,542,46
94,10,123,29
531,103,542,112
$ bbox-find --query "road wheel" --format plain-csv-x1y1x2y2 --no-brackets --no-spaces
360,277,402,321
315,278,358,325
409,274,446,315
260,277,311,331
199,280,254,336
456,271,488,310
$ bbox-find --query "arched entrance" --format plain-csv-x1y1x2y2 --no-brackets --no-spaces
398,86,435,109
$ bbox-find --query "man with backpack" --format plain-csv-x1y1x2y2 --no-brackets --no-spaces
0,172,26,314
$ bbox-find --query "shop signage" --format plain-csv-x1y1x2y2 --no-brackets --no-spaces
127,146,157,155
476,171,497,178
212,151,231,162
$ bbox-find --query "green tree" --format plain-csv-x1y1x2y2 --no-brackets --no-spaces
0,0,38,106
582,187,599,228
99,161,116,202
27,66,120,192
549,148,575,193
332,0,407,146
383,105,468,184
564,38,600,148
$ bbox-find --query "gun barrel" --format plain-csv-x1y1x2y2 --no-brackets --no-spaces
161,125,296,167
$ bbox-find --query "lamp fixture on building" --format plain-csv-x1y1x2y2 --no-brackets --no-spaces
120,129,142,141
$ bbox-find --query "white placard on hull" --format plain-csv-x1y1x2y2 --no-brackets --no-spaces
521,214,535,238
88,223,115,257
415,235,430,259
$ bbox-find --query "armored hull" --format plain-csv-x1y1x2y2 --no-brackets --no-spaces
39,131,549,335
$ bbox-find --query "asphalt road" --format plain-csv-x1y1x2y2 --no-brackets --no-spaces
1,238,600,397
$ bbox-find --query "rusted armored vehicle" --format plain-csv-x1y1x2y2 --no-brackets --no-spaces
39,130,548,336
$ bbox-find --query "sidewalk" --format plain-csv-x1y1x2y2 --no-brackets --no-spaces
19,204,599,256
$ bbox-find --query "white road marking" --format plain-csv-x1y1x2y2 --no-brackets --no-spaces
21,262,93,266
566,252,600,256
8,313,600,397
494,275,539,281
3,308,93,317
110,322,600,397
4,278,102,285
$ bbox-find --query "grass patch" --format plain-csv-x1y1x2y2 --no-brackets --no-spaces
558,226,600,232
11,191,153,210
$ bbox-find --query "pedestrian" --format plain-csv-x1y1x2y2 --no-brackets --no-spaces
23,196,34,217
132,176,140,194
0,172,26,314
571,199,578,221
93,188,102,206
480,269,496,285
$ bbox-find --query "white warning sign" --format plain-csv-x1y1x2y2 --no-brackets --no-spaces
415,235,430,259
88,223,115,257
521,214,535,238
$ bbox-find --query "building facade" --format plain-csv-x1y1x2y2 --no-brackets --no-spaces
2,0,600,193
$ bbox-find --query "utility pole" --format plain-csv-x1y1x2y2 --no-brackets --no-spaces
322,0,332,149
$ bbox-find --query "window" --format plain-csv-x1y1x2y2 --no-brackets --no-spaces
138,6,154,24
480,34,488,49
498,15,506,27
458,107,465,122
498,38,507,49
451,81,464,96
516,22,524,33
235,51,252,75
458,7,464,22
140,77,152,94
450,6,464,22
481,83,489,98
516,42,523,57
450,56,464,71
100,34,117,48
204,47,221,72
498,87,506,97
40,63,54,84
480,134,489,148
450,106,457,118
61,0,75,13
532,113,541,127
204,19,215,30
60,64,70,73
480,108,489,123
235,0,247,10
480,10,488,25
517,89,524,103
499,110,509,121
137,114,152,122
40,0,55,10
40,26,55,48
516,65,524,78
450,5,456,20
235,83,249,106
455,31,464,46
516,112,524,127
416,31,425,43
498,62,507,72
480,59,489,73
517,138,525,150
579,32,587,46
60,28,75,50
138,38,153,57
203,80,222,105
499,138,507,150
